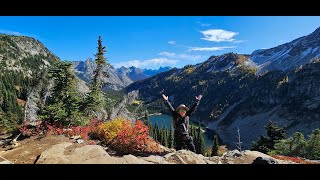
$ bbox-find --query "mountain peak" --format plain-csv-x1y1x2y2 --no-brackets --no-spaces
312,26,320,34
251,26,320,73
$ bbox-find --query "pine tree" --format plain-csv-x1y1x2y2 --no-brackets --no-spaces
168,121,174,148
274,132,306,157
251,120,286,153
84,36,110,118
154,122,159,142
196,125,205,155
161,124,168,147
93,36,108,89
212,134,219,156
40,62,86,126
306,129,320,159
144,110,149,125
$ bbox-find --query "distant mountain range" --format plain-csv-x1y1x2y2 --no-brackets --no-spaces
125,26,320,149
71,59,171,90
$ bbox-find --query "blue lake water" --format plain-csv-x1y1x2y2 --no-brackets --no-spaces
149,114,215,147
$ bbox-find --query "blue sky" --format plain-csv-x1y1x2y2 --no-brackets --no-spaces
1,16,320,69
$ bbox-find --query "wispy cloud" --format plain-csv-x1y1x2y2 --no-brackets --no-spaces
187,46,236,52
0,29,39,38
200,29,239,42
196,22,211,27
168,41,176,45
159,51,203,61
113,58,179,69
158,52,176,57
0,29,23,36
232,40,246,44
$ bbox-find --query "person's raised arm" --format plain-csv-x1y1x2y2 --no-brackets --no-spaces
162,94,175,112
187,95,202,116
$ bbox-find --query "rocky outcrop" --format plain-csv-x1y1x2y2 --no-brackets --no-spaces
108,90,139,121
0,156,13,164
24,75,90,123
35,142,287,164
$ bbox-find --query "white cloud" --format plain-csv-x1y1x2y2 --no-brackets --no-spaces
159,51,203,61
113,58,179,69
188,46,236,52
200,29,239,42
168,41,176,45
158,52,176,57
196,22,211,27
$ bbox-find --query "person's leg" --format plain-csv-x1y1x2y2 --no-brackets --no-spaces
174,131,182,150
183,135,196,153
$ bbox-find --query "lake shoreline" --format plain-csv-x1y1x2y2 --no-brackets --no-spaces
149,114,218,147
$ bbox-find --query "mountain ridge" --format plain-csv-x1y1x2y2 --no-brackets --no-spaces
71,58,171,90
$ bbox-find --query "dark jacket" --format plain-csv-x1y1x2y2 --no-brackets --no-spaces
165,99,200,135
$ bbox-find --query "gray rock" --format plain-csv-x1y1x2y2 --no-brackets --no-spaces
0,156,13,164
225,150,243,157
76,139,84,144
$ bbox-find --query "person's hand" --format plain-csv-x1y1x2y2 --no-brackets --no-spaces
195,95,202,101
162,94,168,101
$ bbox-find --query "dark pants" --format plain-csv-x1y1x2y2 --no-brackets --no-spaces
174,130,196,152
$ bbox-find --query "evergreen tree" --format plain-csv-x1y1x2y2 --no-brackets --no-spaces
40,62,86,126
251,120,286,153
306,129,320,159
212,134,219,156
161,124,168,147
196,125,205,155
274,132,306,157
144,110,149,125
168,121,174,148
153,122,159,142
83,36,109,118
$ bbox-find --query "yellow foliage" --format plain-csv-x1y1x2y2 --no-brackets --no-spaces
184,67,195,74
96,118,131,143
165,75,175,81
131,100,141,105
165,75,181,82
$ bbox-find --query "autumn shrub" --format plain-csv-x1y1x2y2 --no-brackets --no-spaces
95,117,130,143
271,155,320,164
18,119,100,140
63,119,100,140
218,145,228,156
18,120,43,137
111,120,151,154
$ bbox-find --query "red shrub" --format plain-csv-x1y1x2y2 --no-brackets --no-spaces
18,126,32,136
272,155,320,164
111,120,151,154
